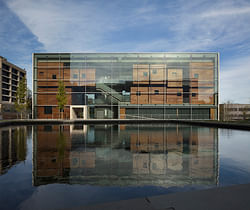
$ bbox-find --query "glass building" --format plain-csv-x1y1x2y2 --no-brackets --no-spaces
32,53,219,120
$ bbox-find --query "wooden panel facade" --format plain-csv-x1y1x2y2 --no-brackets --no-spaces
149,87,165,104
133,64,149,84
167,69,183,87
37,106,70,119
190,88,214,105
37,93,71,105
150,64,166,84
210,108,216,120
130,87,149,104
190,62,214,87
119,108,126,119
166,88,183,104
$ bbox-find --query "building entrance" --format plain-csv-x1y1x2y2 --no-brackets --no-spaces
70,105,87,119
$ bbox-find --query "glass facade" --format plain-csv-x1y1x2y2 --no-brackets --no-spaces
33,53,219,119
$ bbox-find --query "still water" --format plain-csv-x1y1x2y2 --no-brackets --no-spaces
0,124,250,209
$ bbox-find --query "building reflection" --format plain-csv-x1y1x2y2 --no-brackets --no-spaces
33,124,218,187
0,127,27,175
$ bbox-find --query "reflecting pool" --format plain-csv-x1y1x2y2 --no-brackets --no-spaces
0,124,250,209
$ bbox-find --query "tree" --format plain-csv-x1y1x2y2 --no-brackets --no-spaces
26,88,32,118
222,100,234,121
15,76,27,119
56,80,67,119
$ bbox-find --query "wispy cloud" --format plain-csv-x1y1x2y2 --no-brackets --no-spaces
201,7,250,18
6,0,250,53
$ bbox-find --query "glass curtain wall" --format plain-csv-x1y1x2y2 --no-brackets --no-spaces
33,53,219,120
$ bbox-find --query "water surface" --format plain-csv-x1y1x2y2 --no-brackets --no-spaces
0,124,250,209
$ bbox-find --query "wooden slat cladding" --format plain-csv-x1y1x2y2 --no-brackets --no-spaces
37,93,71,105
130,87,149,104
149,87,165,104
37,64,96,87
69,69,96,86
210,108,216,120
133,64,149,84
37,87,72,93
37,62,62,68
37,106,70,119
190,62,214,87
166,88,183,104
37,62,63,80
190,88,214,104
119,108,126,119
167,69,183,87
150,64,166,84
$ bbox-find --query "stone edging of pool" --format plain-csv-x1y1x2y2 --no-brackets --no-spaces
0,119,250,130
73,183,250,210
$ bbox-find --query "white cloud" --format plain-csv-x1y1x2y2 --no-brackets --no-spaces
6,0,120,52
201,7,250,18
6,0,250,53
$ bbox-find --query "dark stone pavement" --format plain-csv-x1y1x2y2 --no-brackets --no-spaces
66,183,250,210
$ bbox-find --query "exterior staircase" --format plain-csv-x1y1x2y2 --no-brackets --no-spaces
96,83,126,104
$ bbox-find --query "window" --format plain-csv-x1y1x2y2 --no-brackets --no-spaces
154,90,159,95
73,74,78,79
52,74,56,79
2,77,9,83
2,71,10,77
192,93,196,97
152,69,157,74
177,92,182,96
12,68,18,74
2,90,9,95
2,84,9,89
64,62,70,68
12,80,18,85
194,73,199,79
172,72,177,75
12,75,18,80
82,73,86,79
2,96,9,101
39,71,44,76
136,91,141,96
2,63,10,70
44,106,52,114
143,72,148,77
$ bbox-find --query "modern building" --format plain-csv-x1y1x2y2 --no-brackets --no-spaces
33,53,219,120
220,104,250,121
0,56,26,119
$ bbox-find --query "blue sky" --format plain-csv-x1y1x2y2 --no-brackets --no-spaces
1,0,250,103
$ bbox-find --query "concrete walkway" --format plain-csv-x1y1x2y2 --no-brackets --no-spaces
1,119,250,130
68,183,250,210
